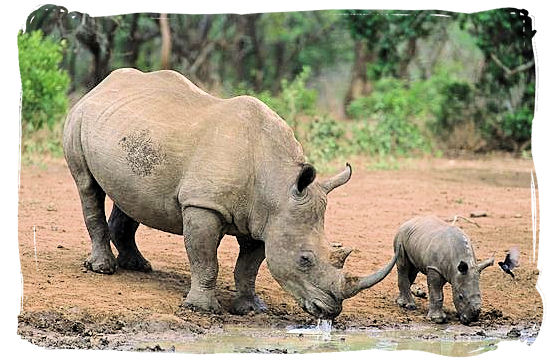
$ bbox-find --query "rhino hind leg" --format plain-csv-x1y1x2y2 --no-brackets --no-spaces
181,207,224,313
396,248,417,310
108,204,152,272
426,267,447,323
231,236,267,315
66,156,117,274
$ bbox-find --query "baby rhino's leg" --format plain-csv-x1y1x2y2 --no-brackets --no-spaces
396,245,418,310
426,267,447,323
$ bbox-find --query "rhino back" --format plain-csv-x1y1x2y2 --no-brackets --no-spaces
71,69,303,235
400,216,477,277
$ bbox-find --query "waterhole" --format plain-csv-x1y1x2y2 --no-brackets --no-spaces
138,322,536,355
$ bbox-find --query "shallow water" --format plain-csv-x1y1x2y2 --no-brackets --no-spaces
140,323,536,355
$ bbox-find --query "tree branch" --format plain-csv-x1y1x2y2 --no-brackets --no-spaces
188,42,215,75
490,53,535,77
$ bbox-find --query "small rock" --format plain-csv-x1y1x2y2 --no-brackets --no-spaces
513,214,522,218
330,242,343,248
470,211,487,218
476,330,486,336
507,328,521,338
57,245,67,249
114,320,125,330
46,203,57,212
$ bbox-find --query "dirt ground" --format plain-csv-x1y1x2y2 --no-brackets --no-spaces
17,155,542,350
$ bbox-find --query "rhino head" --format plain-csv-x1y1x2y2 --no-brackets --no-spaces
259,163,398,319
451,257,494,325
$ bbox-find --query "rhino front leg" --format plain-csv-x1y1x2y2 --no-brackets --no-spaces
231,236,267,315
108,204,151,272
427,267,447,323
182,207,224,313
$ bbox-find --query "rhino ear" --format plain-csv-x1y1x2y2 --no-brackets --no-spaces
296,164,316,193
458,261,469,274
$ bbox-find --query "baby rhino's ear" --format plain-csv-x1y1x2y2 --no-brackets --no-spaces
458,261,469,274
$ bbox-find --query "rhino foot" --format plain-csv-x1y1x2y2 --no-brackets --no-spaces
183,289,222,314
396,296,417,310
84,252,118,274
231,295,268,315
428,309,447,324
117,253,152,272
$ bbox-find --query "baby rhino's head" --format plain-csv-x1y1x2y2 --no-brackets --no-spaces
452,258,493,325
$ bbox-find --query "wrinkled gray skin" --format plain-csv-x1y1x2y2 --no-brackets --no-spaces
63,69,398,319
393,216,494,325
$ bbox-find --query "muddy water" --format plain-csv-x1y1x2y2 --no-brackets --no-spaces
139,324,536,355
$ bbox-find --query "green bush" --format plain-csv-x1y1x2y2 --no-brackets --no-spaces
18,30,70,131
304,115,346,165
431,80,474,137
234,66,317,131
348,78,432,156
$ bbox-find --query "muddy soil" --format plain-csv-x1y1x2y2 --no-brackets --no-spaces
17,155,542,351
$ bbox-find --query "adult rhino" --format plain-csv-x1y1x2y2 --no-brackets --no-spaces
63,68,397,319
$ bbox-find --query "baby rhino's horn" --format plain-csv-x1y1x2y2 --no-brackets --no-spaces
477,256,494,272
329,247,353,269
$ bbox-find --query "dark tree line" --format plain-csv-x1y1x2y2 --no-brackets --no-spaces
22,5,536,152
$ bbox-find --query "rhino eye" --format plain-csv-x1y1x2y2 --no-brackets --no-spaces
298,252,315,270
458,294,464,301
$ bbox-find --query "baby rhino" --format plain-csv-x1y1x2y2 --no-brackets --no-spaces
393,216,494,325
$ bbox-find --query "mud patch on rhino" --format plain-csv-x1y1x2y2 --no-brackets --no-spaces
119,129,166,176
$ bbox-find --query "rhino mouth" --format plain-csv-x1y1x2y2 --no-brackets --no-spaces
303,295,342,319
459,311,480,325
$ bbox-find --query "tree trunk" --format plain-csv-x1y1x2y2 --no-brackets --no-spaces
245,14,265,91
272,42,286,92
160,13,172,70
344,40,375,113
399,37,417,78
233,15,248,84
126,13,141,68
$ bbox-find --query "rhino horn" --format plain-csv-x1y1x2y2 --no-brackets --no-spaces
477,256,495,272
340,244,400,299
321,163,352,194
329,247,353,269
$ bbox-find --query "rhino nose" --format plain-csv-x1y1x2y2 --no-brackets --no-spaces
471,309,480,322
304,299,342,319
460,314,471,325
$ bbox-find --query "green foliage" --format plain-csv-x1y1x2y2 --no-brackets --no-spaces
258,11,352,87
235,66,317,130
459,9,535,150
18,30,70,131
23,6,535,157
431,79,475,138
344,10,440,78
348,78,433,156
235,67,343,167
304,115,346,165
